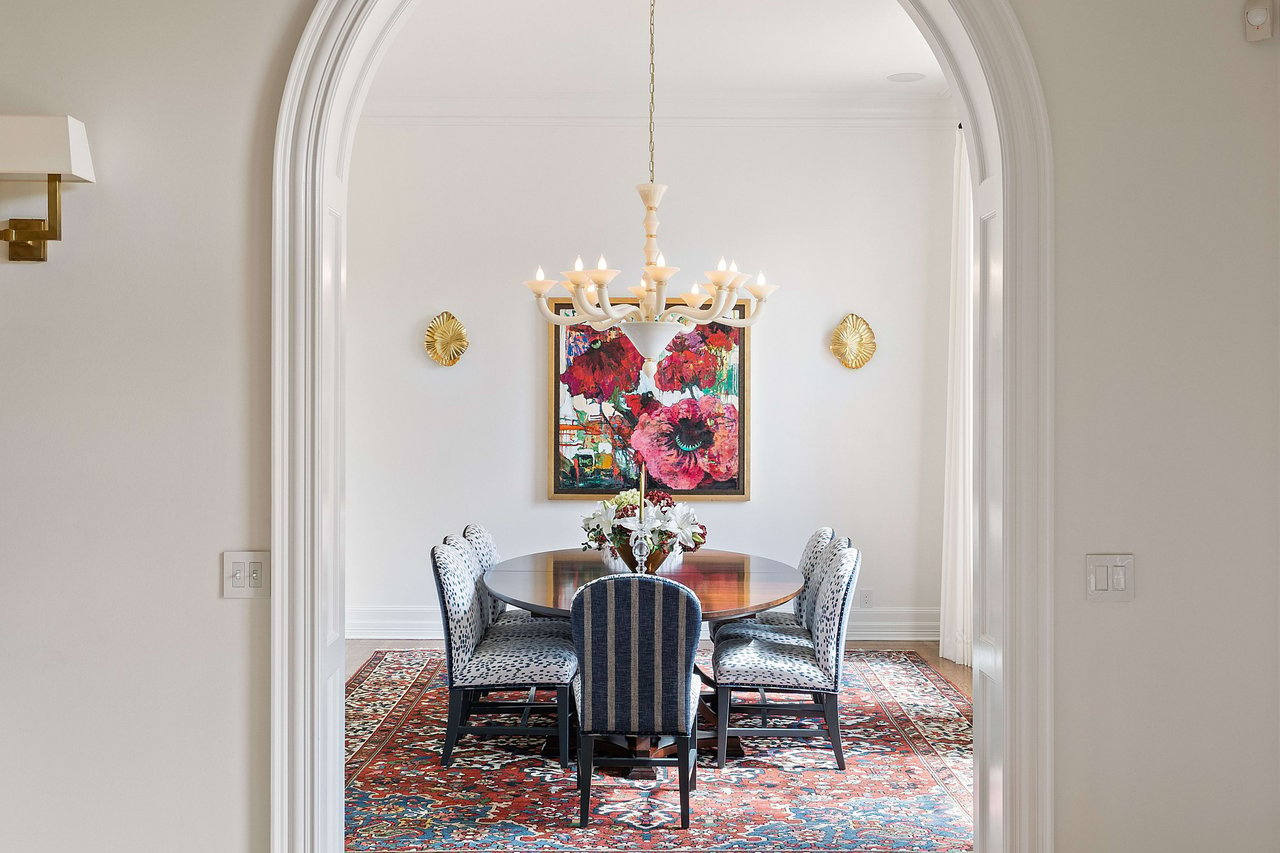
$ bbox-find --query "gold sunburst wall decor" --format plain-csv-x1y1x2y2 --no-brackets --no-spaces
424,311,469,366
830,313,876,369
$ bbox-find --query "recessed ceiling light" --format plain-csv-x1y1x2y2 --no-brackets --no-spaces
888,72,927,83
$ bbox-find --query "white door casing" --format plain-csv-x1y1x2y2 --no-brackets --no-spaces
270,1,1054,852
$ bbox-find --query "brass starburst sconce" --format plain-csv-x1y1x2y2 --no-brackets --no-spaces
830,313,876,369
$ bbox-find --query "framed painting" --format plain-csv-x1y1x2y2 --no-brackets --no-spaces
548,298,750,500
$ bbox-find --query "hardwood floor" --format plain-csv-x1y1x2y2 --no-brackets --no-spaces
345,638,971,698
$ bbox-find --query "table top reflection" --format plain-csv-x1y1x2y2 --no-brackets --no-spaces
484,548,802,621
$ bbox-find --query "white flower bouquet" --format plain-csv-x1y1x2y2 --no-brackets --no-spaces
581,488,707,573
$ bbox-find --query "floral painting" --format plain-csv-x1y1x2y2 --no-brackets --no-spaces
549,299,749,500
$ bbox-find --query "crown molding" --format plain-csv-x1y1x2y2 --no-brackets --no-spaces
359,92,959,129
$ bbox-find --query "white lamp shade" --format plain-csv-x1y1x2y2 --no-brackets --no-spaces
0,116,95,182
620,320,684,360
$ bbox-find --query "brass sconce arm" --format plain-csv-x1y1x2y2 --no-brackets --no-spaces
1,174,62,261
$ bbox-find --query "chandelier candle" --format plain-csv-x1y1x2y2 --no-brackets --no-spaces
521,0,779,380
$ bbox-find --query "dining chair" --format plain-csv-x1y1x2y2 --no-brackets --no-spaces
459,523,568,628
430,541,577,768
710,526,835,640
711,539,861,769
571,574,702,829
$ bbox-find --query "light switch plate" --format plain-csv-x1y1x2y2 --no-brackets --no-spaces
223,551,271,599
1086,554,1133,602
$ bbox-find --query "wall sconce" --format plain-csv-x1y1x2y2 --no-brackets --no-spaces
0,116,95,262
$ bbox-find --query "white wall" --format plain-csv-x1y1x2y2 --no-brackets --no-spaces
343,119,956,639
1012,0,1280,849
0,2,311,853
2,1,1278,852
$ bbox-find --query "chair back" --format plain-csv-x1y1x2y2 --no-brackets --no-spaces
462,523,501,569
462,524,508,623
443,534,504,629
430,541,487,686
810,541,862,689
571,574,702,736
793,527,836,628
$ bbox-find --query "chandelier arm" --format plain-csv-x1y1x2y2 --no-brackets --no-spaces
535,297,590,327
569,284,609,320
660,285,734,324
653,280,669,319
595,286,643,322
712,299,767,328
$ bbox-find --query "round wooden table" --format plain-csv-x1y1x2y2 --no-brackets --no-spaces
484,548,803,621
485,548,802,774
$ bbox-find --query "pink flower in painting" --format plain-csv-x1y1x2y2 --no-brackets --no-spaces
630,396,739,490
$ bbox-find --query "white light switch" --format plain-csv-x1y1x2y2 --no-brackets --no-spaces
223,551,270,599
1086,554,1134,602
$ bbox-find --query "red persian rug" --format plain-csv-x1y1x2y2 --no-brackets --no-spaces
346,649,972,852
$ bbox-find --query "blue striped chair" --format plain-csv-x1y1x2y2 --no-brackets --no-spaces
711,540,862,769
430,542,577,768
571,574,703,829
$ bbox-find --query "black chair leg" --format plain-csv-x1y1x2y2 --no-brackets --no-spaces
676,735,692,829
578,734,594,826
822,692,846,770
556,686,571,769
441,687,465,766
758,688,770,725
716,685,731,768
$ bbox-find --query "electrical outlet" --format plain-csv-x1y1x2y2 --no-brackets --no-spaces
223,551,271,598
858,589,873,609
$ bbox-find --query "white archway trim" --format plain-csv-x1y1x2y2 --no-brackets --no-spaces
270,1,1054,851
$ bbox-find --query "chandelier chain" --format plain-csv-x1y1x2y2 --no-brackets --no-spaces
648,0,656,184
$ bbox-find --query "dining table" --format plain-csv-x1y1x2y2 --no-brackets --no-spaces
484,547,804,774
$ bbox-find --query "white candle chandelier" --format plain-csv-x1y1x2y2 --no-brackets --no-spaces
522,0,779,378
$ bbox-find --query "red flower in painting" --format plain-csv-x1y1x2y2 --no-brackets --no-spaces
560,333,643,402
704,328,737,351
654,348,717,392
630,396,739,490
608,392,662,445
621,392,661,421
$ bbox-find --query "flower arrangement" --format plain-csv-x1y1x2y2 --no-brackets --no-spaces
581,488,707,573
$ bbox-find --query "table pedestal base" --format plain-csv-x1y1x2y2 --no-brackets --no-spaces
541,683,741,778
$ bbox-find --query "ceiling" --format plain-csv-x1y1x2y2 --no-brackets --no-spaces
366,0,949,113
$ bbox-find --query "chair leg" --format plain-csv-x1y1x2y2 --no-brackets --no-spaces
556,686,571,769
578,734,594,826
441,688,465,767
676,735,692,829
758,688,770,725
716,685,731,768
822,692,846,771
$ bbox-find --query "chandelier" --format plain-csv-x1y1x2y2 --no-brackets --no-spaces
521,0,778,379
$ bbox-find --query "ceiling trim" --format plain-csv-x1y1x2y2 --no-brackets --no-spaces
359,93,958,129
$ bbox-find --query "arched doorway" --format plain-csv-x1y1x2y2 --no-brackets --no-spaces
268,1,1054,850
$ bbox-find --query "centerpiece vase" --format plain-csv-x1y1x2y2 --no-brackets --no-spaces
614,541,678,574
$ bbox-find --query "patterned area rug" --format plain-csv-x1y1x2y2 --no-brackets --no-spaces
346,649,973,852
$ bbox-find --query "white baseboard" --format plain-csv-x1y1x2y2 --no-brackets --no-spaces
845,607,941,641
346,605,940,642
345,606,443,639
